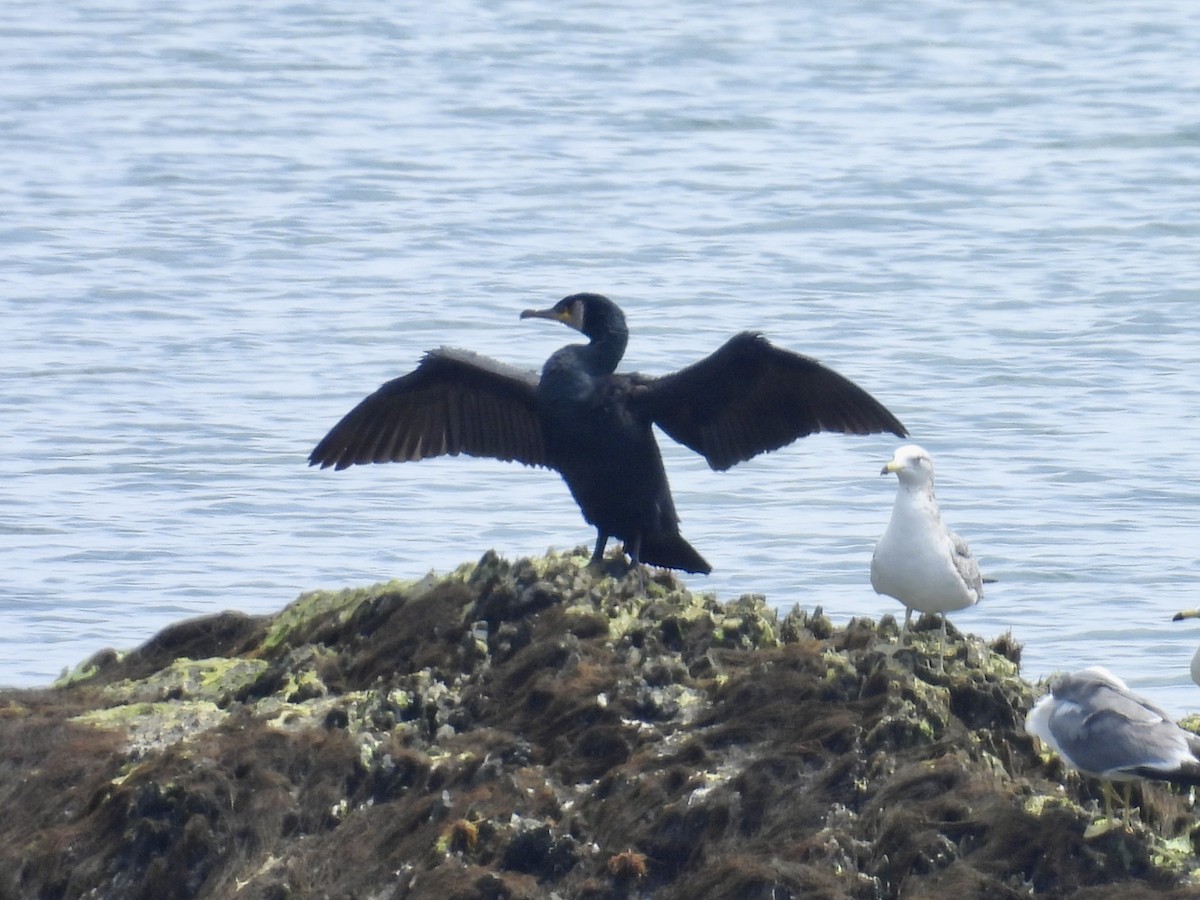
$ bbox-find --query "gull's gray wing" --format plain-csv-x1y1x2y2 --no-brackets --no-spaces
949,531,984,599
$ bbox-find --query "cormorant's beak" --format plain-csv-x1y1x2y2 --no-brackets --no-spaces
1174,609,1200,622
520,300,584,332
520,306,564,322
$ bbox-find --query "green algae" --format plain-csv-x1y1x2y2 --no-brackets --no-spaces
101,656,270,705
73,699,226,754
69,657,271,753
261,577,426,653
54,653,124,688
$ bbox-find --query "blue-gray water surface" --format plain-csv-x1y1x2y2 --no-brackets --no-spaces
4,1,1200,716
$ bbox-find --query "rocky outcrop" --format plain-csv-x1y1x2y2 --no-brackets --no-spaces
1,549,1197,899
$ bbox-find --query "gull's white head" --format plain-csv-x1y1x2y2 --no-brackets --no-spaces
881,444,935,487
1071,664,1131,693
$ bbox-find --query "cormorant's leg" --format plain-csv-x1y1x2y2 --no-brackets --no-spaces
626,534,647,593
589,532,609,567
626,534,641,568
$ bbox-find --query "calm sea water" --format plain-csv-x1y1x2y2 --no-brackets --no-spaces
4,1,1199,713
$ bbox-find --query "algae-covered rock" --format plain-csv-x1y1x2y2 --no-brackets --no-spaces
2,548,1199,899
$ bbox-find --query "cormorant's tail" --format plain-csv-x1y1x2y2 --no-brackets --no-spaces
636,534,712,575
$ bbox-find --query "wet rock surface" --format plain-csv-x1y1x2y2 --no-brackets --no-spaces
2,549,1199,899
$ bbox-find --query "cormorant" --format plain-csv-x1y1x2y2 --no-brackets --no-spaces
309,293,907,574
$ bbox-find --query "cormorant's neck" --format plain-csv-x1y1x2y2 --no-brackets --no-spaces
582,323,628,374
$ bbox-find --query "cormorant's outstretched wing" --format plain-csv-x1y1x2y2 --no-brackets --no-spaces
309,348,547,470
634,332,907,471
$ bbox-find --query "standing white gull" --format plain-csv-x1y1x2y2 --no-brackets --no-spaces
871,444,983,669
1025,665,1200,825
1170,608,1200,688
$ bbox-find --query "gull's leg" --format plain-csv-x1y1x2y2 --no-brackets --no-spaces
1120,782,1135,828
1084,781,1124,837
898,606,914,647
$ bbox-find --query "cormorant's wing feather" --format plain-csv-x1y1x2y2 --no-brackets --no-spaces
309,348,546,470
636,332,907,471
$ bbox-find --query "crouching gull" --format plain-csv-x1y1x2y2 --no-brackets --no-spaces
1025,666,1200,826
870,444,983,669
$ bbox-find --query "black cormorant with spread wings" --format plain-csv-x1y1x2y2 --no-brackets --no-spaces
309,293,907,574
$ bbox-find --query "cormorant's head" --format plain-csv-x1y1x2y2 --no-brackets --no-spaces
520,293,627,342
